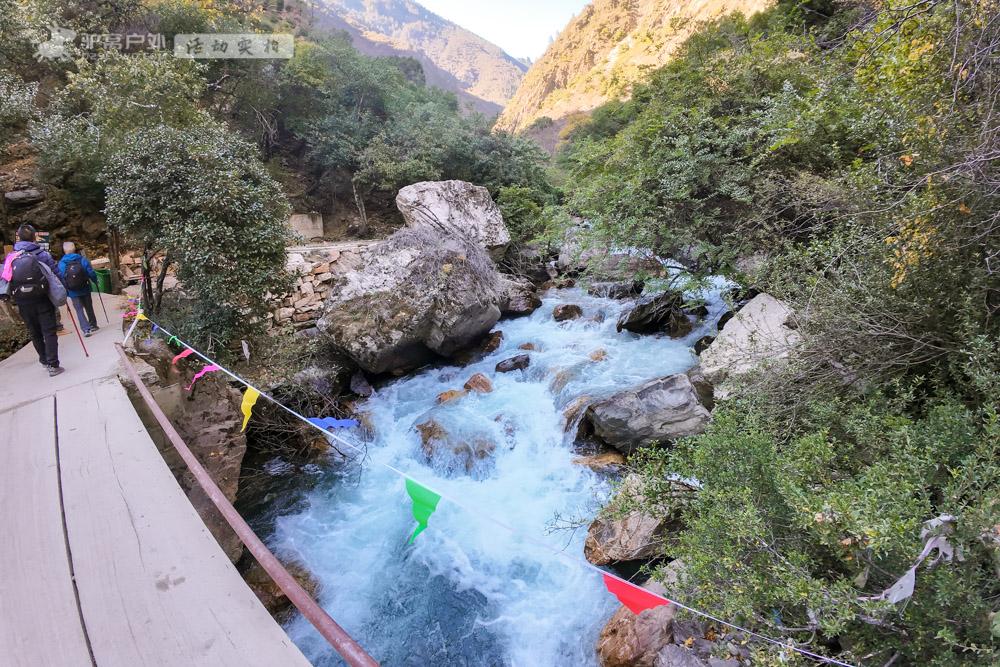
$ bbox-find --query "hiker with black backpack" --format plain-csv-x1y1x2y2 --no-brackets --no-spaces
0,224,67,376
58,242,99,338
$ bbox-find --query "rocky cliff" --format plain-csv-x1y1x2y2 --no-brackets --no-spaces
308,0,527,115
495,0,773,133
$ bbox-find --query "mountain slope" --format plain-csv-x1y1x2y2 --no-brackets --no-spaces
309,0,527,116
496,0,773,133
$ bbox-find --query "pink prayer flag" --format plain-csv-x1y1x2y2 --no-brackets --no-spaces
172,348,195,366
185,364,220,391
603,574,670,614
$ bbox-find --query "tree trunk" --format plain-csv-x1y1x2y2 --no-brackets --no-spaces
108,228,123,294
352,180,369,238
153,255,171,314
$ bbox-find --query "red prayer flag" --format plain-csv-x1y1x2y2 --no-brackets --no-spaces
172,348,195,366
603,574,670,614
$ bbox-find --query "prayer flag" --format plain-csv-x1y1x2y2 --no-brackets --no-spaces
602,574,670,614
240,387,261,432
172,348,195,366
406,478,441,544
185,364,220,391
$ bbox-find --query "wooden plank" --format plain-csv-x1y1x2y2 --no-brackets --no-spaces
0,398,93,667
57,378,311,667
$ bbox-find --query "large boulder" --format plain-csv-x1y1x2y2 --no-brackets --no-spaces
700,293,801,398
585,374,711,455
318,228,503,375
584,474,691,565
597,579,678,667
617,291,694,338
498,275,542,317
396,180,511,260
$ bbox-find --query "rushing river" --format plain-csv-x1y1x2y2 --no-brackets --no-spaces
257,284,728,666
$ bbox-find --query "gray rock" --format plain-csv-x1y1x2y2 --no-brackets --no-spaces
318,227,502,375
655,645,708,667
495,354,530,373
588,280,645,299
350,371,374,397
585,374,711,454
4,188,44,207
584,475,692,565
396,180,511,260
700,293,801,398
617,291,692,337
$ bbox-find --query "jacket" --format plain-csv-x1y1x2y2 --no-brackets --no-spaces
57,252,98,298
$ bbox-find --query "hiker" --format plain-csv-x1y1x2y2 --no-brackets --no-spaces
58,242,100,337
1,224,65,376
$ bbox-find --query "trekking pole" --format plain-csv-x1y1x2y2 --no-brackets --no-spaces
65,303,90,358
95,287,110,324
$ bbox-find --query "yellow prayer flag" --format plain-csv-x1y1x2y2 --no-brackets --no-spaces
240,387,261,432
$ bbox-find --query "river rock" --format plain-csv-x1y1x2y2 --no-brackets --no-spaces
396,180,511,260
590,348,608,362
617,291,693,337
350,370,375,397
498,275,542,317
573,449,627,473
597,579,678,667
436,389,466,404
589,280,645,299
519,342,538,351
318,227,502,375
699,293,801,397
416,419,496,476
585,374,711,454
463,373,494,393
481,330,504,353
585,474,692,565
495,354,530,373
554,304,583,321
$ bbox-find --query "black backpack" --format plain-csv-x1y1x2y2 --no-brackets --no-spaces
64,259,89,291
10,251,49,300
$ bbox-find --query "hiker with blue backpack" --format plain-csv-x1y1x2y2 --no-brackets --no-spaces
58,241,100,338
0,224,68,376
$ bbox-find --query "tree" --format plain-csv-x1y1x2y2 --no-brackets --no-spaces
103,121,291,351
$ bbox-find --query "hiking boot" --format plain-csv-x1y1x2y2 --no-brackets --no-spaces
48,365,65,377
91,325,100,331
84,330,93,338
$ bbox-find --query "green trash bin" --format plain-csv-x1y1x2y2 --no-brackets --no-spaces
95,268,113,294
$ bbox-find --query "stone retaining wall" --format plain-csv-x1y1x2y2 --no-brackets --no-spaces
270,242,377,330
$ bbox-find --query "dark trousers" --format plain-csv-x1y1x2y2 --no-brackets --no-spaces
71,293,98,332
16,299,59,367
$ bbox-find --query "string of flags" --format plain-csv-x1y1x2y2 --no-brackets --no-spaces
124,312,855,667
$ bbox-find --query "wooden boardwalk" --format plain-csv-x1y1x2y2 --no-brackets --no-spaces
0,301,311,666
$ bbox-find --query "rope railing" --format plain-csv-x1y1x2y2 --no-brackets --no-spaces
114,343,379,667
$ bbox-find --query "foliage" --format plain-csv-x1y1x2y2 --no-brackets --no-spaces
103,122,291,351
32,50,206,204
569,0,1000,664
0,72,38,128
630,395,1000,665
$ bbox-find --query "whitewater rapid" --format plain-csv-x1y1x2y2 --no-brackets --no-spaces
264,284,727,666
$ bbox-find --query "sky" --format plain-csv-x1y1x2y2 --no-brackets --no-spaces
418,0,590,61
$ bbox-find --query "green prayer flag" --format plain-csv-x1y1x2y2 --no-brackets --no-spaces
406,478,441,544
